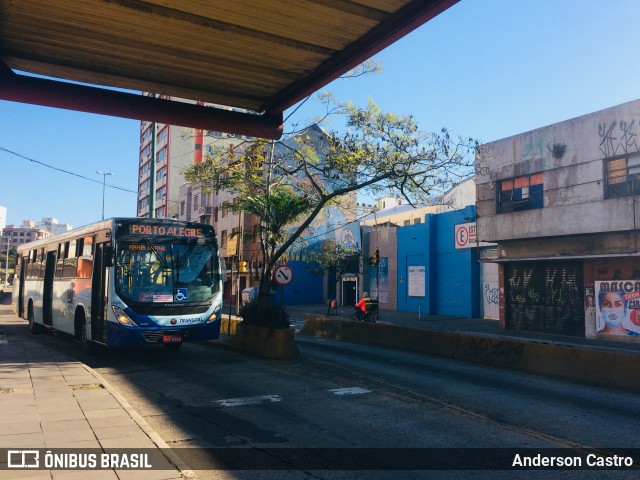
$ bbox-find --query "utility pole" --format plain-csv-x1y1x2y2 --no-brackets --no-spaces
96,171,113,220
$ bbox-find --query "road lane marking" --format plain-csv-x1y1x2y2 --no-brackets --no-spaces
329,387,371,396
212,395,282,407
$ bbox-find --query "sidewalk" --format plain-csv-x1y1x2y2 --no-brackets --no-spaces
0,302,195,480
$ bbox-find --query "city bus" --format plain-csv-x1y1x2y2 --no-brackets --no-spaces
11,218,223,351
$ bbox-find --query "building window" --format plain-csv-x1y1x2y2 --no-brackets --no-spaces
142,127,152,144
605,154,640,198
497,173,544,213
180,201,185,216
157,127,168,144
414,218,422,224
221,230,228,247
156,167,167,182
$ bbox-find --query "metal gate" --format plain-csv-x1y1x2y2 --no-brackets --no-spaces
505,261,584,336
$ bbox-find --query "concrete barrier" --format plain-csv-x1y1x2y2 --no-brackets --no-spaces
301,315,640,393
220,315,242,336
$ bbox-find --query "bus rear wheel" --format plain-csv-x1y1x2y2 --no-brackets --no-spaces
28,303,43,334
75,311,94,355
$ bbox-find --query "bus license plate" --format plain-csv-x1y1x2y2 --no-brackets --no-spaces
162,335,182,344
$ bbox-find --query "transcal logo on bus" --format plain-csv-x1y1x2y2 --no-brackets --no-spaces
129,225,203,237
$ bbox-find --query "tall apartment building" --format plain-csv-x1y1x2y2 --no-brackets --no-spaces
137,94,249,219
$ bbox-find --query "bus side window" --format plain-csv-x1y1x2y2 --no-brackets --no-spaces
56,243,65,278
76,257,93,279
63,240,77,278
26,252,32,279
82,236,94,256
38,249,46,279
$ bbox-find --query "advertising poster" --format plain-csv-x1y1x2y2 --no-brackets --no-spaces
369,257,389,303
408,266,426,297
595,281,640,337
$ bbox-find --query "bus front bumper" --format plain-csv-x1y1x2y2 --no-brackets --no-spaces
106,319,221,347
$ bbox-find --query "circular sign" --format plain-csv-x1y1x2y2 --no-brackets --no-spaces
273,265,294,286
455,226,468,247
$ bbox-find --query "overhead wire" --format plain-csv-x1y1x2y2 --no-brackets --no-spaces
0,146,137,194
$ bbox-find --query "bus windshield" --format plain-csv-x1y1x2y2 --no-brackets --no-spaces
115,242,219,304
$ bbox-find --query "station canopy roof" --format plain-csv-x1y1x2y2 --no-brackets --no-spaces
0,0,458,139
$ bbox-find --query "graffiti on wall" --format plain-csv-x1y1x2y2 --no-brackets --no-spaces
522,136,554,162
599,119,640,157
521,137,568,163
483,282,499,320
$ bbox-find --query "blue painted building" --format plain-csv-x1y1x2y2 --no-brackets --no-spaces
397,205,480,318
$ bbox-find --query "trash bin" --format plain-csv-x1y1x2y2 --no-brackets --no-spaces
241,287,258,304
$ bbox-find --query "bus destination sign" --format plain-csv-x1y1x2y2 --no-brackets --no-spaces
129,224,203,238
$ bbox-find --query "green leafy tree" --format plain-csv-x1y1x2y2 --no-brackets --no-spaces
184,99,476,320
235,189,312,300
306,241,360,315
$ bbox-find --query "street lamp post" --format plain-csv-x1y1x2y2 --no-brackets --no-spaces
96,171,113,220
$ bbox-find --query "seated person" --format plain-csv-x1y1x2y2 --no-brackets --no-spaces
355,292,370,320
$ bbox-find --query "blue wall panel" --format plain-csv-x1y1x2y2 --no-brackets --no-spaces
276,261,324,305
397,223,431,313
397,205,480,318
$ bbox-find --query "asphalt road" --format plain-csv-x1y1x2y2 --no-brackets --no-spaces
4,303,640,480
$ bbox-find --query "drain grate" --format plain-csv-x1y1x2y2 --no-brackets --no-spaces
71,384,104,391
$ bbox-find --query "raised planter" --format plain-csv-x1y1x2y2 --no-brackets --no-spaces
233,324,299,359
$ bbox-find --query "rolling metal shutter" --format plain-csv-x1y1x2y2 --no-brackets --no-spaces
506,261,584,336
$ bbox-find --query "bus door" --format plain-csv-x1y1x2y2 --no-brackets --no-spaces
18,256,26,317
42,251,57,326
91,242,110,342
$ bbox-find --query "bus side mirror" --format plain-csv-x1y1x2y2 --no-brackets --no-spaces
104,246,114,267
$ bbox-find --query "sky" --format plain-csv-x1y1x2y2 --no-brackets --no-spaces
2,0,640,229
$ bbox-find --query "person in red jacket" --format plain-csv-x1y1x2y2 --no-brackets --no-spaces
354,292,370,321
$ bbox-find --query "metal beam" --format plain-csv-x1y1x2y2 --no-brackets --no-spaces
0,65,283,140
262,0,460,114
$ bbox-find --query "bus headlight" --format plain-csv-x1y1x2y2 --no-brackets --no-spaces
112,306,138,326
207,304,222,323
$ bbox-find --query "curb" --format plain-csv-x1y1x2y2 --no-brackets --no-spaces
85,365,199,479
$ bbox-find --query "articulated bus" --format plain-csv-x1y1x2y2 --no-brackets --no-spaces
12,218,223,351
